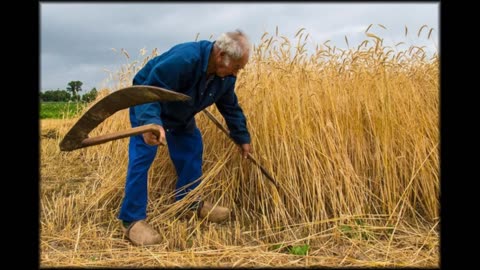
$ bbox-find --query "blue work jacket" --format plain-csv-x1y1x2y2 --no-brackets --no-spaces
131,40,251,145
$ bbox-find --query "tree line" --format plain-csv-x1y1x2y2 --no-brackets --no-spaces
40,81,98,102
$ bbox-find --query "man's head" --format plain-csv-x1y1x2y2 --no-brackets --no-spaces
211,30,251,78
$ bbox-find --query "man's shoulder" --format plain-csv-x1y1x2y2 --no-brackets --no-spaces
168,40,211,63
171,40,212,54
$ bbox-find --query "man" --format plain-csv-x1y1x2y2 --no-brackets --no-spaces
119,30,252,245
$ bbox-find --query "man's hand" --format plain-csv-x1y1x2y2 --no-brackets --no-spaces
239,143,252,159
142,124,166,146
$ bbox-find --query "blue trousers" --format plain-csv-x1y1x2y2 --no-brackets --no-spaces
118,128,203,222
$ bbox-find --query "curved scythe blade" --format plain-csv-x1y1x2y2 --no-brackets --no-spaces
59,85,190,151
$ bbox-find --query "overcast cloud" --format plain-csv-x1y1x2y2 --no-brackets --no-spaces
40,2,439,92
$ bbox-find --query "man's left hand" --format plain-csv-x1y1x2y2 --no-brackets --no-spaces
239,143,252,159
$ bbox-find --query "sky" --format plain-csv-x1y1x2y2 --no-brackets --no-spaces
40,2,439,92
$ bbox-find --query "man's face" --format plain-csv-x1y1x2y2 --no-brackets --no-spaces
215,52,249,78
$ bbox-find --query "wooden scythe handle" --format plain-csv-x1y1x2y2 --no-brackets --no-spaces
80,124,166,148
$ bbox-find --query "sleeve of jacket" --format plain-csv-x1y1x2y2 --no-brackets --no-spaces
133,54,194,126
215,82,251,145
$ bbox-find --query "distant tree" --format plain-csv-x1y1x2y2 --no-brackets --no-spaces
41,90,71,102
81,87,98,103
66,81,83,100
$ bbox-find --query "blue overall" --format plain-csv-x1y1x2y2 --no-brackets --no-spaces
119,40,251,223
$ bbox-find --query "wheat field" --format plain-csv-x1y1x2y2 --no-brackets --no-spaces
40,26,439,267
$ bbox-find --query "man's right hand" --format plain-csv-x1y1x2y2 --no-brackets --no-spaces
142,124,166,146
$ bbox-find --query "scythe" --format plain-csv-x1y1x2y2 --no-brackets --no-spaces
59,85,190,151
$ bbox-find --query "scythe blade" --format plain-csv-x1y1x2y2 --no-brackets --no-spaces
59,85,190,151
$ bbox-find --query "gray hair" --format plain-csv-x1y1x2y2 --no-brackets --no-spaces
215,30,251,60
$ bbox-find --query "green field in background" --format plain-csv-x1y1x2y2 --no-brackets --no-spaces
40,102,86,119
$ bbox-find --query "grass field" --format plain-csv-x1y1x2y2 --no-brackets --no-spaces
40,27,439,267
40,102,86,119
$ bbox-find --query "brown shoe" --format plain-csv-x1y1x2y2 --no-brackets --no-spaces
123,220,162,246
198,201,231,223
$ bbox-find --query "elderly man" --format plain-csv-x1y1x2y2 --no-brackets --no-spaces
119,30,252,245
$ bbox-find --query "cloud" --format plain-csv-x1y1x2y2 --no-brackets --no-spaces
40,3,439,91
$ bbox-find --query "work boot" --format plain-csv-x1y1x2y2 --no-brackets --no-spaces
197,201,231,223
122,220,162,246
